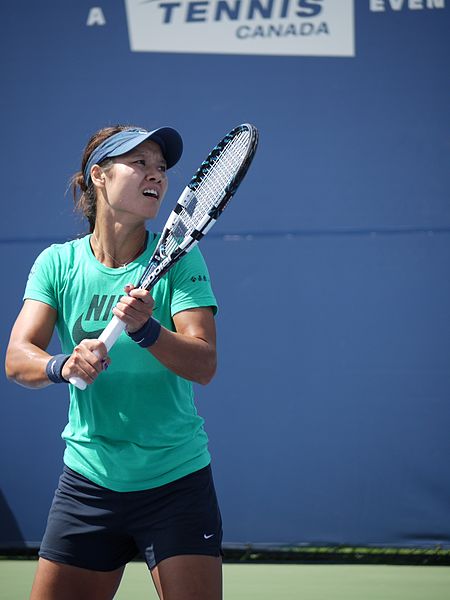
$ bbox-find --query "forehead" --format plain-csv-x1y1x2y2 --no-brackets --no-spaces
125,139,166,161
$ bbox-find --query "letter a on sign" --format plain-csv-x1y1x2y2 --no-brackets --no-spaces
87,7,106,26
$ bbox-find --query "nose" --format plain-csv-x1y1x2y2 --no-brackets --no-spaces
145,167,161,182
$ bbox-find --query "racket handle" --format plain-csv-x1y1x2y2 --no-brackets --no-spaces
98,315,127,350
69,316,127,391
69,374,88,390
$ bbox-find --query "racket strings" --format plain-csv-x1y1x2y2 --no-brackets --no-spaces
162,228,186,256
171,131,251,237
158,129,252,256
195,132,250,202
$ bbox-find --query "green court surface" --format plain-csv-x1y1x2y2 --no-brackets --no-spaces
1,561,450,600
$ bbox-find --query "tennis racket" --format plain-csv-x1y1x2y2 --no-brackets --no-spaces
70,122,259,390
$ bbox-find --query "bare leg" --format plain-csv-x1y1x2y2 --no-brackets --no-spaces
151,555,222,600
30,558,125,600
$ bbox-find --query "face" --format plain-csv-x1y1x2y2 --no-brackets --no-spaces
98,140,169,222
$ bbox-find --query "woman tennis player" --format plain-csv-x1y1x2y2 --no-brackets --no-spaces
5,125,223,599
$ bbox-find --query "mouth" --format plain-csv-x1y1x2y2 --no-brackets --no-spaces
142,188,159,200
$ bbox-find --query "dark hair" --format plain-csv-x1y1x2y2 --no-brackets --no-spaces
71,124,139,232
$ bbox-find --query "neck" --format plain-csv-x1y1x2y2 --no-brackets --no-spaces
91,227,148,268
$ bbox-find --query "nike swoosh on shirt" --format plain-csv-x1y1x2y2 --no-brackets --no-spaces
72,314,105,345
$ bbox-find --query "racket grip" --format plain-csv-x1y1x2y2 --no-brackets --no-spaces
98,315,127,351
69,316,127,391
69,375,88,390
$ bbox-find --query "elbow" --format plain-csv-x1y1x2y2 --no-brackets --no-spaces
5,341,24,383
5,351,17,382
4,346,48,389
197,355,217,386
5,355,24,386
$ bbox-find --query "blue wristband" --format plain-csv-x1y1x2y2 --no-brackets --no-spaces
46,354,70,384
127,317,161,348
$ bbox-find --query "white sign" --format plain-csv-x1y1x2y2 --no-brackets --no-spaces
124,0,355,57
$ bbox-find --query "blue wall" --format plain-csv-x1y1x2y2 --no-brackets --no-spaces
1,1,449,549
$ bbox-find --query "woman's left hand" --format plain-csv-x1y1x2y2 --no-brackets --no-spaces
113,284,155,334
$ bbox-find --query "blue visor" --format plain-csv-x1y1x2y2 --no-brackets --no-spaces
84,127,183,184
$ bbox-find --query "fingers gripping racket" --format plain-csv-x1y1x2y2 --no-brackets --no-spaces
70,123,259,390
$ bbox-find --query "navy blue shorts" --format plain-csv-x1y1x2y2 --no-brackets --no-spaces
39,465,223,572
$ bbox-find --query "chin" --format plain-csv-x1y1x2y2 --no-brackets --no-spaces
143,208,160,221
139,200,161,218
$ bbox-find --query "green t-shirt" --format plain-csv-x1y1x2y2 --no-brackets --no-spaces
24,233,218,491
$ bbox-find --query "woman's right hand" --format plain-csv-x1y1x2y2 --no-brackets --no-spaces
62,339,111,386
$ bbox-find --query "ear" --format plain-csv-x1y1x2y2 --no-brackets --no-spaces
90,164,106,187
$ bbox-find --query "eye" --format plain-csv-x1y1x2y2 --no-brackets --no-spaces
134,159,146,166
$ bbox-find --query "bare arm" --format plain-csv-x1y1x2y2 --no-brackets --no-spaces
113,286,217,385
5,300,57,388
151,307,217,385
7,291,216,390
5,299,108,389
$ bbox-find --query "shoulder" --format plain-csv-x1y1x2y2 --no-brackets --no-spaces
35,236,87,265
179,244,208,268
169,244,211,284
49,236,87,256
27,237,88,288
